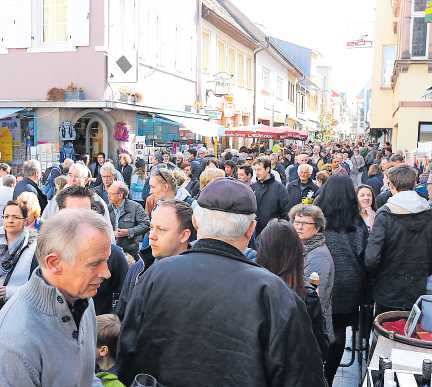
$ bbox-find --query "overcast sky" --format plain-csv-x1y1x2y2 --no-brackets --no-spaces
232,0,376,98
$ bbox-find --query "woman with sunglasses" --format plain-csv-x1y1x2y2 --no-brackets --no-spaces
0,201,37,308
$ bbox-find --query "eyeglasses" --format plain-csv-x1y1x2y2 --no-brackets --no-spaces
2,215,25,221
293,220,316,227
67,173,85,179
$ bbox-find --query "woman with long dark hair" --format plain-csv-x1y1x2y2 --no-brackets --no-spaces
256,219,330,360
314,175,368,384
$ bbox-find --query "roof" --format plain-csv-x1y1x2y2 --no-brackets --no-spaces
202,0,252,39
269,37,312,77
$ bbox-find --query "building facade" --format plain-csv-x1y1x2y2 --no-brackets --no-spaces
370,0,432,151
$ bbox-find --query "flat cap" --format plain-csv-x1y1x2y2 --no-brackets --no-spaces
197,177,257,215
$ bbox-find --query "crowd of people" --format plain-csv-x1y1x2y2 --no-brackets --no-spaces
0,138,430,386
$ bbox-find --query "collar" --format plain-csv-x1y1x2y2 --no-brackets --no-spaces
184,238,260,267
114,200,125,211
22,269,90,319
257,174,275,184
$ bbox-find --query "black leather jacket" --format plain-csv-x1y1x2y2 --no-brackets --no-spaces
117,239,326,387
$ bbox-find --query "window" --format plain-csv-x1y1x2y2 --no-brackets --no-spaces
217,40,226,72
43,0,68,43
262,67,270,91
228,47,236,76
246,57,253,89
382,45,397,87
411,1,428,57
288,80,295,103
419,122,432,144
202,31,210,72
276,76,283,99
237,51,244,87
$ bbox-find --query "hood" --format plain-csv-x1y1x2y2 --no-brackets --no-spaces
386,191,430,214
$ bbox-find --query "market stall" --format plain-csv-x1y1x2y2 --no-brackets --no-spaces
224,124,308,141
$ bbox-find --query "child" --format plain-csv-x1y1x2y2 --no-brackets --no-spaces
96,314,125,387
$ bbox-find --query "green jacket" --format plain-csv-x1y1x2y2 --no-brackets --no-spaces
97,372,125,387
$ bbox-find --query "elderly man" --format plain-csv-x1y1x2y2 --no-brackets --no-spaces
0,209,110,386
55,186,128,315
13,159,47,211
95,162,117,205
285,151,310,183
117,178,325,387
41,163,112,233
108,181,149,260
286,164,319,212
116,199,193,320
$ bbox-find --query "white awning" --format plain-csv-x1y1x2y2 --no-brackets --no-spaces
0,108,25,120
159,114,225,137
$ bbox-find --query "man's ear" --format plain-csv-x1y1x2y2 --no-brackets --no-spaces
245,220,256,241
44,253,64,274
180,229,192,244
98,345,109,358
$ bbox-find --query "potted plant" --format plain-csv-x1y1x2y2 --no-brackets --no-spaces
64,82,85,100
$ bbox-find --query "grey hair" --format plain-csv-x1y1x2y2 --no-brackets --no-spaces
2,174,15,187
288,204,326,232
100,162,116,176
36,209,111,267
193,204,255,240
69,162,91,178
23,160,41,178
297,164,313,175
112,181,129,198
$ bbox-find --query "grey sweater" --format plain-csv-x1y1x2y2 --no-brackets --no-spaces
0,269,102,386
304,243,335,342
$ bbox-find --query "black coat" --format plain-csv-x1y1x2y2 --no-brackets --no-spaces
93,244,129,315
185,178,200,198
376,189,392,209
365,206,432,310
13,177,47,212
286,178,319,213
366,174,383,198
121,164,133,188
273,163,287,185
117,239,326,387
251,175,289,235
324,219,368,315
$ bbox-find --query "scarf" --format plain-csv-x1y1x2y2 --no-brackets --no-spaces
303,232,326,255
0,230,29,277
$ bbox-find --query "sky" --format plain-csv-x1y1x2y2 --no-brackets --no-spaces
231,0,376,98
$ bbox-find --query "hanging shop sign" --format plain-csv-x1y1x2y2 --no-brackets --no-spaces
212,72,233,96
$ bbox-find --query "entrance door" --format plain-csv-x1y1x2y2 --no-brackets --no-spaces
74,117,106,161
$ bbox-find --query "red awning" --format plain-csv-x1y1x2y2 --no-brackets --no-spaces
225,124,308,140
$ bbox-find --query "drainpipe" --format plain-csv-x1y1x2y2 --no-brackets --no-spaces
253,44,267,124
195,0,203,113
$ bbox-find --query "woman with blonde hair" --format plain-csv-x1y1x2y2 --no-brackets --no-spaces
119,153,133,188
16,192,41,233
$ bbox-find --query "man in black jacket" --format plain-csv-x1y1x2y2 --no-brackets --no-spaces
286,163,319,212
117,178,325,387
251,157,289,235
13,160,47,211
366,165,432,316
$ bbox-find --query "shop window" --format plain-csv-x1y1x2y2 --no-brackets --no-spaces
418,122,432,144
382,45,396,87
202,31,210,73
237,52,244,87
217,40,226,73
411,1,428,58
136,115,180,145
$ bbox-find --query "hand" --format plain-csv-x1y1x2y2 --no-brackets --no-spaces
0,286,6,298
115,228,129,238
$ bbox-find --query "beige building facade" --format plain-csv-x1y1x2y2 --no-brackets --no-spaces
370,0,432,151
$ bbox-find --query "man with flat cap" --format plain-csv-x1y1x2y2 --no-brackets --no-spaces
117,178,326,387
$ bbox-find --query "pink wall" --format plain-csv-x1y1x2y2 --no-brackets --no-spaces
0,0,106,100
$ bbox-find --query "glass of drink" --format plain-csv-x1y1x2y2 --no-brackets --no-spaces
130,373,157,387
